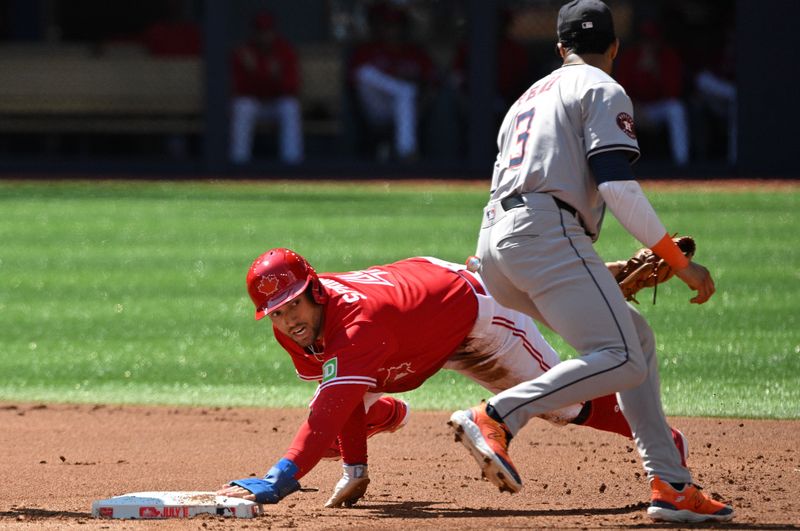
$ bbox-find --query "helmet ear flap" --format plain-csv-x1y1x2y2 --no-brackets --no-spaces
310,277,328,304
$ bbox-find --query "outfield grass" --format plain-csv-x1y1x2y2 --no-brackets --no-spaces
0,181,797,418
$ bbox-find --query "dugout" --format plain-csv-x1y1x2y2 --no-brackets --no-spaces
0,0,792,179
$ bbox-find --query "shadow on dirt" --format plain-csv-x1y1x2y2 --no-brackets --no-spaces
0,508,92,519
363,500,649,518
361,500,800,529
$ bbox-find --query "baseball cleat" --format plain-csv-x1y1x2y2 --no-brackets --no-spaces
448,404,522,494
647,476,734,523
323,398,410,461
671,427,689,468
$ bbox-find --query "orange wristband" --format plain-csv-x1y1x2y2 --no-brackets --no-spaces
651,233,690,270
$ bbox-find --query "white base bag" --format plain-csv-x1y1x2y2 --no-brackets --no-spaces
92,491,262,519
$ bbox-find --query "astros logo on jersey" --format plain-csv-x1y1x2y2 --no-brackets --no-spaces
616,112,637,139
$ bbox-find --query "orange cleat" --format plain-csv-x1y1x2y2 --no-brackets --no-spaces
648,476,734,522
448,403,522,493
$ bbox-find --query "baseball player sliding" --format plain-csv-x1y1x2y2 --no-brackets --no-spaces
447,0,733,524
218,248,688,508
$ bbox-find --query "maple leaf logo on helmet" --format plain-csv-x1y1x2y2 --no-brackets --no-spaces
257,275,280,297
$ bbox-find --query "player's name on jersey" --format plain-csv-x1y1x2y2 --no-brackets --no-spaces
320,277,367,303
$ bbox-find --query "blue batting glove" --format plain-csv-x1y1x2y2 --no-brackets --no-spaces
229,458,301,504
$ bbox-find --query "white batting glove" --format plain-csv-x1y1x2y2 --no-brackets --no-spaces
324,464,370,508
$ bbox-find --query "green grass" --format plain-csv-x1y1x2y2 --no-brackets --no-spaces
1,181,797,418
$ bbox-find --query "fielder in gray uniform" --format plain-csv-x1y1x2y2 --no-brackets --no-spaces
448,0,733,523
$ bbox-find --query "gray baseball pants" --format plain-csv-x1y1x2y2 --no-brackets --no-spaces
476,192,691,483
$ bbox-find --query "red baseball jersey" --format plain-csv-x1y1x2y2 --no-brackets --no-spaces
349,41,435,86
273,257,479,396
275,257,483,476
231,37,300,99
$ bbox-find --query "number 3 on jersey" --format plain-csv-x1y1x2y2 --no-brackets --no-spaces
509,108,535,168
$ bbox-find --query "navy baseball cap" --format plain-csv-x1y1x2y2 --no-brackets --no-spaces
557,0,615,43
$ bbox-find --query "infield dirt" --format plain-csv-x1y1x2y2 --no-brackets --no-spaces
1,403,797,530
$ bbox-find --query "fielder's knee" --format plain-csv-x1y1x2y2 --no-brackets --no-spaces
626,352,649,387
610,344,648,388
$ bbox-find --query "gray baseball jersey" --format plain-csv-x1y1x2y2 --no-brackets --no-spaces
489,64,639,239
472,62,692,485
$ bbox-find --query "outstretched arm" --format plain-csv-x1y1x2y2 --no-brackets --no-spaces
591,151,715,304
218,383,369,504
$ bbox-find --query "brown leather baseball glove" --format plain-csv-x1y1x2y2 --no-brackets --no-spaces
614,236,696,304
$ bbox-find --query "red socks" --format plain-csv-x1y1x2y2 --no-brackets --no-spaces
574,394,633,438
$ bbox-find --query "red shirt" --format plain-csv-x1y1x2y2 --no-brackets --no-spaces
349,41,434,85
453,37,530,104
615,44,684,102
231,38,299,99
277,257,477,393
143,21,202,57
276,257,479,475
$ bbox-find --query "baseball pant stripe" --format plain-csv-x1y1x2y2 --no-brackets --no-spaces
491,317,551,372
497,209,632,419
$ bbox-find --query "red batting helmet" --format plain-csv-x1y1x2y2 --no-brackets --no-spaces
246,248,327,320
